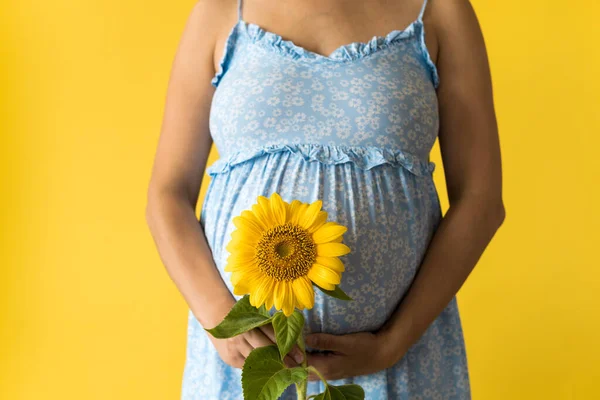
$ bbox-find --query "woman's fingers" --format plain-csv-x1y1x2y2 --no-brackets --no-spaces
247,327,275,348
238,337,254,359
258,324,276,343
291,344,304,363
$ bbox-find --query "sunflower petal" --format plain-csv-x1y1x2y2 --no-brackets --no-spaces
228,231,260,248
298,200,323,230
314,255,345,273
230,228,260,245
227,249,256,262
292,276,314,309
312,222,348,244
257,196,276,226
241,209,268,232
231,267,260,284
287,199,301,224
232,215,263,237
290,202,308,226
311,263,341,284
232,272,259,295
307,211,328,234
281,281,295,316
233,284,249,296
225,240,256,255
273,281,285,310
307,266,336,291
316,242,351,257
250,275,271,308
282,201,290,219
252,203,272,230
224,259,259,273
264,279,275,310
227,252,257,266
269,192,287,225
230,271,241,285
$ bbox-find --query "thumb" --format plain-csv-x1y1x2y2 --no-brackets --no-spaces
305,333,347,352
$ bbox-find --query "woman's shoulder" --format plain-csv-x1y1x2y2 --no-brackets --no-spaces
184,0,239,83
191,0,237,24
427,0,485,45
424,0,486,65
189,0,238,40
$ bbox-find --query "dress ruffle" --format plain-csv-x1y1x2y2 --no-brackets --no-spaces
240,19,419,63
206,143,436,177
414,22,440,89
211,19,439,88
211,22,239,88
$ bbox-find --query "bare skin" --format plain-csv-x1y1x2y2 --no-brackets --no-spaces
145,0,504,382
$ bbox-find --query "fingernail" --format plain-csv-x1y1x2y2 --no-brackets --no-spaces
294,352,304,363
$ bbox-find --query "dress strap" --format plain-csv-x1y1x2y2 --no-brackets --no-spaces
417,0,429,22
237,0,243,21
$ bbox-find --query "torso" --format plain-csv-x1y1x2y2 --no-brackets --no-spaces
181,2,472,398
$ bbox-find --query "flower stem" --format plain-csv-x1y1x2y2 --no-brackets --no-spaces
295,329,308,400
306,366,328,387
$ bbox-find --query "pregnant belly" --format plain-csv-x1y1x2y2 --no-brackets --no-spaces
199,151,442,335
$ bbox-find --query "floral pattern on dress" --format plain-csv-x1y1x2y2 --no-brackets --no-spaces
181,0,471,398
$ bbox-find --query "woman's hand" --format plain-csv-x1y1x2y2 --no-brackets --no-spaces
304,331,398,382
209,323,305,370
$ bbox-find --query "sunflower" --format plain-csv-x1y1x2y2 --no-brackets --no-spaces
224,192,350,317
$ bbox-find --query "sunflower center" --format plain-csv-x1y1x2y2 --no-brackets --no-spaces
256,222,316,281
275,241,294,258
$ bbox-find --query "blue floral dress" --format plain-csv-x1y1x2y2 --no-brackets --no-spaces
181,0,471,398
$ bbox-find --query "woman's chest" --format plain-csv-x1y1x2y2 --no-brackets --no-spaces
209,38,440,158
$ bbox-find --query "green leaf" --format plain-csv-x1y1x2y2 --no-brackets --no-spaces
328,384,365,400
314,284,353,301
204,295,273,338
258,302,272,318
313,383,365,399
313,388,331,400
242,345,308,400
272,310,305,360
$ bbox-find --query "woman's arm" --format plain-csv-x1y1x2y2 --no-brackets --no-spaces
145,1,236,329
377,0,506,363
301,0,505,381
146,1,308,369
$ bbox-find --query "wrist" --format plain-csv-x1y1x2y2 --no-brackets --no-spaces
376,319,413,367
192,292,237,329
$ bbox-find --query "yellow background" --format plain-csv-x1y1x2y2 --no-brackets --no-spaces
2,0,599,399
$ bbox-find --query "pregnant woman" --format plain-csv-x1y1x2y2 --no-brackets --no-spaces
145,0,505,398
